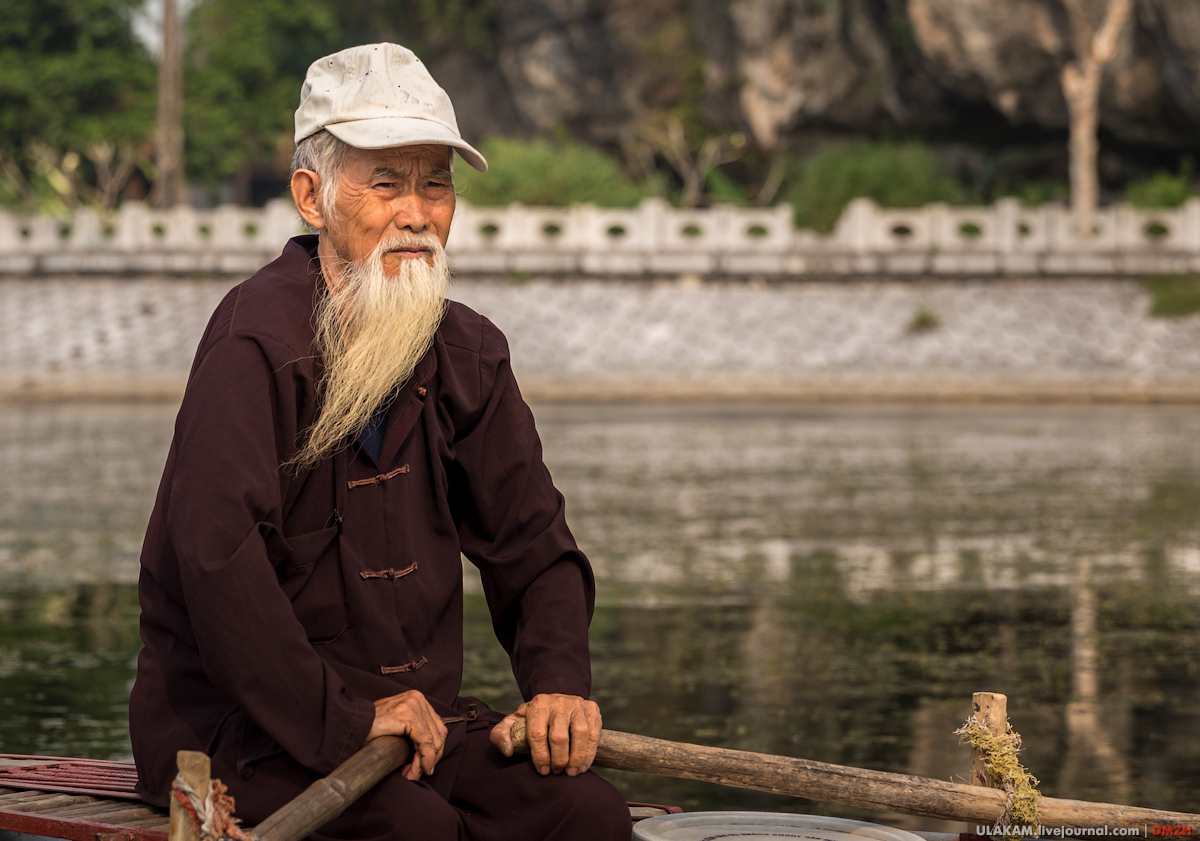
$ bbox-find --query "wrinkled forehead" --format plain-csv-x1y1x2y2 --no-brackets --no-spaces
341,144,454,180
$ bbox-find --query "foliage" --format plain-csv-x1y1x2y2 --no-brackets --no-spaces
183,0,497,188
1126,159,1197,208
630,17,726,209
413,0,496,57
908,305,941,333
1003,180,1069,208
1142,275,1200,318
974,144,1069,206
705,167,750,206
453,136,658,208
782,140,967,233
184,0,342,186
955,715,1040,830
0,0,155,211
630,114,747,208
0,0,155,158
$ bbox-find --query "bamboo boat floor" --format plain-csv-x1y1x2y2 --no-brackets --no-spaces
0,786,169,841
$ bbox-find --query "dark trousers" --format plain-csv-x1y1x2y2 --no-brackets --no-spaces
217,722,633,841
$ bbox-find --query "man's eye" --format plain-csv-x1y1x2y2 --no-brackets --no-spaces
375,181,396,189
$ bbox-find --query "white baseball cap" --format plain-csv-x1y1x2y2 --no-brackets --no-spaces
294,43,488,172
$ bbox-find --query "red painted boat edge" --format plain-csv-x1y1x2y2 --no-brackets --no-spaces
0,808,167,841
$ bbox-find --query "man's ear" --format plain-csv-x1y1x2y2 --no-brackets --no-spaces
291,169,327,231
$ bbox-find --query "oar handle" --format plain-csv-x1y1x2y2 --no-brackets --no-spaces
508,718,531,752
253,735,413,841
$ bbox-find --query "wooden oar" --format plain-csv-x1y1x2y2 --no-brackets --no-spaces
509,719,1200,829
246,722,1199,841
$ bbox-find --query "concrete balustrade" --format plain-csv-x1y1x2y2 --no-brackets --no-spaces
3,196,1200,277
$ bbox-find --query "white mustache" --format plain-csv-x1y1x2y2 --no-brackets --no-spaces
372,232,443,257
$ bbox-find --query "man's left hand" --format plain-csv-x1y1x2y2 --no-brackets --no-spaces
490,693,601,777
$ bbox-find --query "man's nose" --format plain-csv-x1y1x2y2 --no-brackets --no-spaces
391,193,432,232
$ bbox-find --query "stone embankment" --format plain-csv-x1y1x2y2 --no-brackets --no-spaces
2,274,1199,402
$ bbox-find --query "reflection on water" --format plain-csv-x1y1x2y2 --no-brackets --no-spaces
0,585,139,757
1,403,1199,823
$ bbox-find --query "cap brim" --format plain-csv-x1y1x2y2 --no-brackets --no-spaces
325,117,488,172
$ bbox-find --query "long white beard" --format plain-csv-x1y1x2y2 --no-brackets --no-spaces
291,232,449,470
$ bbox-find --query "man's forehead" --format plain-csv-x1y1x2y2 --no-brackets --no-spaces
345,144,454,174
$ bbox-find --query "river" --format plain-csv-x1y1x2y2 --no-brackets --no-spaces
1,402,1197,827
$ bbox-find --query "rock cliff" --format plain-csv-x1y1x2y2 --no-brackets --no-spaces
429,0,1200,156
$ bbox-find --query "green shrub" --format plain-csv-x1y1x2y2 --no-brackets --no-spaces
453,136,656,207
1142,275,1200,317
782,140,967,233
1127,159,1196,208
908,306,941,333
1005,180,1069,207
704,167,750,206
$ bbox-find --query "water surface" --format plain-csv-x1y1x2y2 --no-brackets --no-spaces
1,403,1197,826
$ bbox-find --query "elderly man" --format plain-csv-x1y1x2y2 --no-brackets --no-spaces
129,43,631,841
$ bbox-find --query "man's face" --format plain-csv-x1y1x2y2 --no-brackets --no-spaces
325,144,455,273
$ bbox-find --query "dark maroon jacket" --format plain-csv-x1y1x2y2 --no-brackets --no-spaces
130,236,595,805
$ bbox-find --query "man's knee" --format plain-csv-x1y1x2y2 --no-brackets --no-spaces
319,774,461,841
223,752,460,841
547,771,632,841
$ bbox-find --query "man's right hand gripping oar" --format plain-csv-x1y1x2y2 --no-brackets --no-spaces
366,690,448,781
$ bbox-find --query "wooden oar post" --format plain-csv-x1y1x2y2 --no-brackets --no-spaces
168,750,210,841
970,691,1008,788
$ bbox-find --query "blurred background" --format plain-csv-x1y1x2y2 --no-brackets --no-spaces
3,0,1200,215
2,0,1200,829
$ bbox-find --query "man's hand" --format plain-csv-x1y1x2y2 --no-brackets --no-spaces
490,694,601,777
367,690,448,781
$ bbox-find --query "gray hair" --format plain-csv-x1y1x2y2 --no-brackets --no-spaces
291,130,349,230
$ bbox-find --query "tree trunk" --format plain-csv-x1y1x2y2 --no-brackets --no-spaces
151,0,186,209
1063,64,1101,237
1059,0,1134,238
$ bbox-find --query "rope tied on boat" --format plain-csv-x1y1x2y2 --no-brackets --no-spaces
955,713,1040,832
171,772,257,841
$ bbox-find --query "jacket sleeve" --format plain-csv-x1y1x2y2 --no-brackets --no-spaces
452,319,596,701
164,331,376,775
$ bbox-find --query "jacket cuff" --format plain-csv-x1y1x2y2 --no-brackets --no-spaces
321,695,377,773
524,678,591,701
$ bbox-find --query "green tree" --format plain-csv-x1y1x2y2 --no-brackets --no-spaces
183,0,497,194
183,0,341,189
453,136,657,207
0,0,155,209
